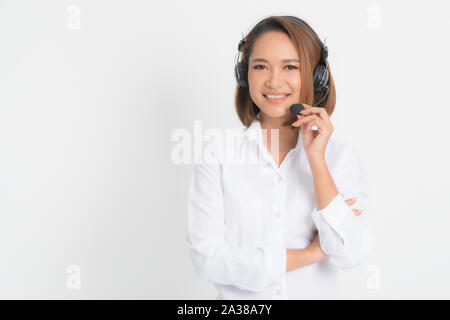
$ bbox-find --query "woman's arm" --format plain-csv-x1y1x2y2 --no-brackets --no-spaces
308,147,373,269
286,234,326,272
286,198,363,272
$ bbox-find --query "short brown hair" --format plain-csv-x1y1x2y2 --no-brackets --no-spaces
235,15,336,128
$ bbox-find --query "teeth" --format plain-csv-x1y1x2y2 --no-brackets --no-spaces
265,94,289,98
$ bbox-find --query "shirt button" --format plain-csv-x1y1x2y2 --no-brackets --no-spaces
276,289,281,296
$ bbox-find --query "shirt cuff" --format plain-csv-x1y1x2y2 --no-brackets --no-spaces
310,193,351,229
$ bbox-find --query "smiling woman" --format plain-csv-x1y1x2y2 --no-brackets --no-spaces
249,31,302,116
186,15,372,301
234,16,336,128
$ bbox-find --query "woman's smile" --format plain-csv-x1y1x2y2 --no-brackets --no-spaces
263,93,291,104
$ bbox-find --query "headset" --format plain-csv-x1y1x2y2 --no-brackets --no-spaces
234,16,330,107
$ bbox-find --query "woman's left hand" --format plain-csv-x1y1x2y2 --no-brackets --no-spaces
291,104,334,160
345,197,364,216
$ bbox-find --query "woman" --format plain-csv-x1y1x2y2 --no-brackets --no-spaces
186,15,373,299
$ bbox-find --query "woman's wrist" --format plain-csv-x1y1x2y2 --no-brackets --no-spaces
305,244,326,263
286,248,323,272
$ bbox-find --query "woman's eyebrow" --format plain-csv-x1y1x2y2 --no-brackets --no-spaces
251,58,300,63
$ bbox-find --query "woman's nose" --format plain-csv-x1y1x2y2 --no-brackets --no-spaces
266,68,283,88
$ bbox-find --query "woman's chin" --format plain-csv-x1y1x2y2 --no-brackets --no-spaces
261,107,291,118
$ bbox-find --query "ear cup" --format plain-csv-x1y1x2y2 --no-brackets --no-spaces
313,63,330,106
313,63,329,92
234,61,248,88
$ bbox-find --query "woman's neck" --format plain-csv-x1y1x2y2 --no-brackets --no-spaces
259,112,297,132
259,112,299,148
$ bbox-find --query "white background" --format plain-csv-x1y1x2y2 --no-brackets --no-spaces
1,0,449,299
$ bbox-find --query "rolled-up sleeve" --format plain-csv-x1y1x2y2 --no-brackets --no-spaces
186,143,286,292
310,146,373,269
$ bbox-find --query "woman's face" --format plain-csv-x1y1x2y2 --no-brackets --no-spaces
248,31,301,120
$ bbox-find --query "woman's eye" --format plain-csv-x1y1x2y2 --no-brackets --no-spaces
252,65,298,70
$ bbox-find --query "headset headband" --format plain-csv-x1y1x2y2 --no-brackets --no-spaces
238,16,328,60
281,16,328,59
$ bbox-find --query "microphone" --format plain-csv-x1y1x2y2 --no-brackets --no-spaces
289,103,318,130
289,104,304,115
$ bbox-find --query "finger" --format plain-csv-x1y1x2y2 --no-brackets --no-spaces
299,105,329,121
352,209,363,216
296,112,305,120
300,106,331,126
292,114,322,127
303,117,324,131
293,110,305,122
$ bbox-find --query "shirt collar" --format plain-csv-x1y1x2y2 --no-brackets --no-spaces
244,112,303,154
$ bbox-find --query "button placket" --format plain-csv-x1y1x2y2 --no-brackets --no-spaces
272,176,285,249
273,177,281,221
274,175,284,222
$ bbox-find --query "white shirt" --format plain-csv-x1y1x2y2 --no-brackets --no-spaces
186,114,373,299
